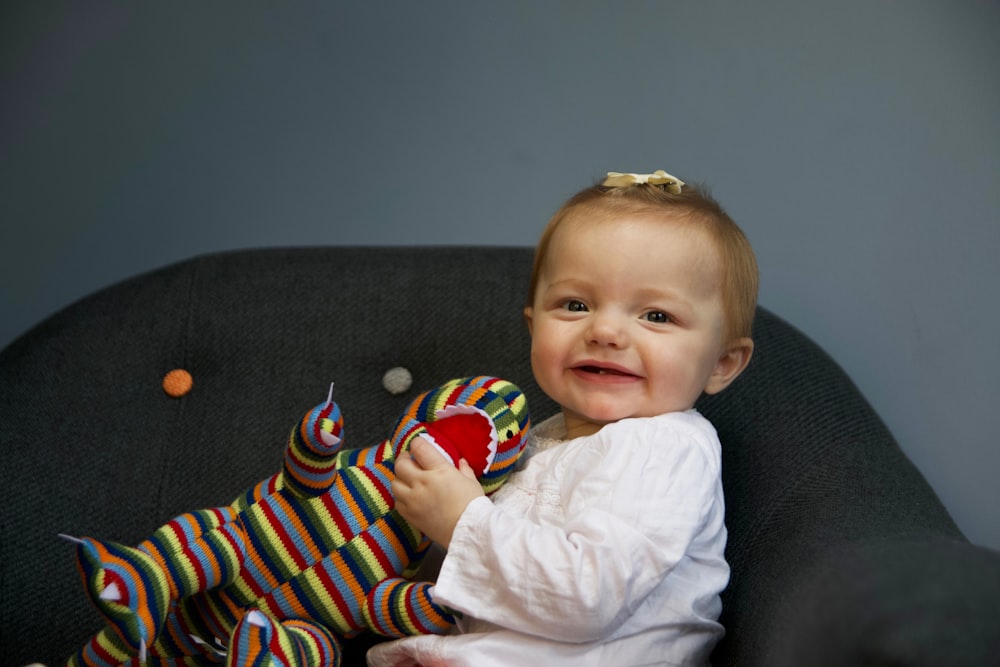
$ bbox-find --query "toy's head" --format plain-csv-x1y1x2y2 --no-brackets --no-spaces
389,376,530,495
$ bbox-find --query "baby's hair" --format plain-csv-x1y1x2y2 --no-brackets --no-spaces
528,177,759,343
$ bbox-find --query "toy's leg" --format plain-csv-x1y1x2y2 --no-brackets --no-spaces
364,579,455,638
228,610,341,667
70,537,172,657
69,515,247,656
282,391,345,499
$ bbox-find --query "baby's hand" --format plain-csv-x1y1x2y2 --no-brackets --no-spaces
393,437,484,548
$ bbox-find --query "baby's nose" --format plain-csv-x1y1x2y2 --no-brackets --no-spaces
587,314,628,348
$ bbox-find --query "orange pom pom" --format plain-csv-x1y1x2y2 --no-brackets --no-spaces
162,369,193,397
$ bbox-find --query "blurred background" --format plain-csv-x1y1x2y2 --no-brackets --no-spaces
2,1,998,550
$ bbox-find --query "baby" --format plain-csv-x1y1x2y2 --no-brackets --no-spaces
371,169,758,666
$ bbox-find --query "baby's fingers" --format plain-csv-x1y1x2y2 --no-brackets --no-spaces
409,436,452,470
457,458,478,481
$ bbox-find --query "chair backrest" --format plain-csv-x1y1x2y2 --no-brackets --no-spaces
0,246,961,665
0,247,553,664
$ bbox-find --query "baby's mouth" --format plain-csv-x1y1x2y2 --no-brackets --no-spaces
574,364,638,378
581,366,627,375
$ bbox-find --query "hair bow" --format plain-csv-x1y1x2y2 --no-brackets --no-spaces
602,170,685,194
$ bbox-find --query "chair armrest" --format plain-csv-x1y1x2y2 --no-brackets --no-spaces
769,536,1000,665
704,308,990,664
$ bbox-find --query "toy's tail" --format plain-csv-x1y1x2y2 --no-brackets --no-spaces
283,386,345,498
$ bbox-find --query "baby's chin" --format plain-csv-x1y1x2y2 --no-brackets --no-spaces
561,409,636,438
563,402,697,436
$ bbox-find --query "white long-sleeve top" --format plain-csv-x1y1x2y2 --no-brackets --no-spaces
367,410,729,667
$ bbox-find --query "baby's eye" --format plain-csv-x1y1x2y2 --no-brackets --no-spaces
564,300,588,312
644,311,670,324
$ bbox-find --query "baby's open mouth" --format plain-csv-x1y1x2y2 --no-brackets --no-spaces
577,365,634,377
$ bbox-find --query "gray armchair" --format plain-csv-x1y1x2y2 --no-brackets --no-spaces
2,247,998,666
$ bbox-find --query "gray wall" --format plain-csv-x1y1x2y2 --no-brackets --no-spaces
2,2,998,550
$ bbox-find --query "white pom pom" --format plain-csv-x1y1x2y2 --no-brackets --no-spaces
382,366,413,395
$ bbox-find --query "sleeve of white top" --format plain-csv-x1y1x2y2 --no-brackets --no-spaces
432,416,722,643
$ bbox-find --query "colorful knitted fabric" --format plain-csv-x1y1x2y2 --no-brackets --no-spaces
67,376,530,667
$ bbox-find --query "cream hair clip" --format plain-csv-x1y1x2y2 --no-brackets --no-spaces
602,169,685,194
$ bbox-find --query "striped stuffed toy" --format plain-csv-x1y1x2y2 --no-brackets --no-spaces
65,376,530,666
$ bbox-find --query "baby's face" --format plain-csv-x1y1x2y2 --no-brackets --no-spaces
525,211,732,438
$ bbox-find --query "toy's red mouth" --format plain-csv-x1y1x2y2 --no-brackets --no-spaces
421,407,497,478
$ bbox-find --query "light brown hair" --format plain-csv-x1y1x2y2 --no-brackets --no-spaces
527,178,759,343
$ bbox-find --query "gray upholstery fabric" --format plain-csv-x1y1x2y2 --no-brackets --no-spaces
1,246,997,666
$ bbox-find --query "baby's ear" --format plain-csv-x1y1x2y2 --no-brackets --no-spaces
704,338,754,395
523,306,534,335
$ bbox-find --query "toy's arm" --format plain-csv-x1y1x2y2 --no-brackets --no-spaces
282,384,345,499
364,578,456,637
